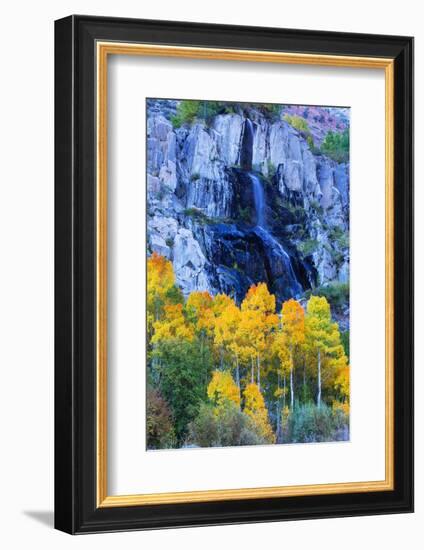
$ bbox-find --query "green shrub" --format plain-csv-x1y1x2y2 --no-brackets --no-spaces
171,100,201,128
155,339,212,443
280,199,306,219
306,134,319,153
283,114,310,134
328,226,349,250
320,129,349,163
297,238,319,258
332,403,349,433
188,403,219,447
171,100,230,128
309,199,324,216
341,330,350,360
183,207,210,224
304,282,349,311
267,160,277,178
146,387,176,449
261,103,282,120
286,403,349,443
188,402,268,447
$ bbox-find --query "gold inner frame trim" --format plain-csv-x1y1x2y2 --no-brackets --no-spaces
96,41,395,508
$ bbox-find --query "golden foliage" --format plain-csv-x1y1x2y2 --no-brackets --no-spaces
243,383,275,443
207,370,241,408
147,254,350,446
282,298,305,347
186,291,215,334
147,252,175,304
152,303,194,343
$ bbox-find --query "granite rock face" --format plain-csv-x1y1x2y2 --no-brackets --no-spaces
146,100,349,319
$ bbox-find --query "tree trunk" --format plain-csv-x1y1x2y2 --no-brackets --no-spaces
290,347,294,410
276,371,282,442
283,373,286,410
235,355,240,390
290,364,294,410
276,401,281,443
200,334,205,385
317,349,322,408
257,354,260,390
251,357,254,384
303,361,306,401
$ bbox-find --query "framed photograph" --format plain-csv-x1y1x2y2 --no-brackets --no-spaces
54,15,413,534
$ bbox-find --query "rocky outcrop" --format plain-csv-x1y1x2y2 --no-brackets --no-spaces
146,100,349,318
172,228,211,295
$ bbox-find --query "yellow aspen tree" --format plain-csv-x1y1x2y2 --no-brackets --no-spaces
185,290,215,376
281,299,305,410
270,330,291,441
305,296,347,407
213,301,242,385
151,303,194,344
211,293,236,368
243,383,275,443
241,283,278,389
207,370,241,409
185,291,214,335
147,253,183,378
212,293,235,317
147,252,176,325
334,361,350,415
237,307,263,385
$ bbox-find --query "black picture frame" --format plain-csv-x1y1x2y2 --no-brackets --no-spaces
55,14,414,534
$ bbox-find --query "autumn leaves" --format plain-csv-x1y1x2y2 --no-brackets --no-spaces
147,252,350,449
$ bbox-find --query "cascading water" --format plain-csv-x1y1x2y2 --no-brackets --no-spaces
240,118,254,170
249,173,266,228
253,226,303,297
241,118,303,298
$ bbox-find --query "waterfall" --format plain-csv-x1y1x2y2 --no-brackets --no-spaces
254,226,303,297
249,173,266,227
245,118,254,139
239,118,303,300
247,168,303,298
240,118,254,170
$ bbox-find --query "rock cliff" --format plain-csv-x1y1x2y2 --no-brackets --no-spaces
146,100,349,325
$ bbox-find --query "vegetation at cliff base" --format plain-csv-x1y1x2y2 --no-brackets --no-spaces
147,253,350,450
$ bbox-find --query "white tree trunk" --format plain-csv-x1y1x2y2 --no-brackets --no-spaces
257,354,260,389
290,364,294,410
276,371,281,442
235,355,240,390
276,402,281,442
290,347,294,409
251,357,254,384
317,349,322,407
